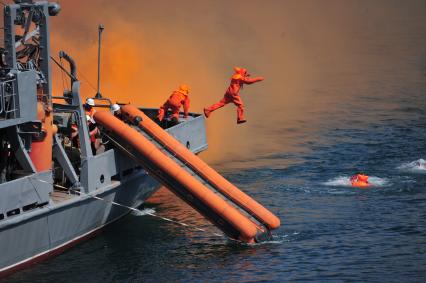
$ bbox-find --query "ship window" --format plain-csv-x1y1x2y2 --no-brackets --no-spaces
23,202,38,212
6,208,20,217
0,214,4,220
22,202,37,211
100,174,105,184
186,141,190,149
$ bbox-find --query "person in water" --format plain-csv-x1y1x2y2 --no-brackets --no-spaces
157,84,190,123
204,67,264,124
350,173,369,187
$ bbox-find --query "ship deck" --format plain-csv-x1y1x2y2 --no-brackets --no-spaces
50,190,76,203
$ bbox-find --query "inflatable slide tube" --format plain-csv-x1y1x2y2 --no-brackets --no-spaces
94,111,260,243
120,105,280,230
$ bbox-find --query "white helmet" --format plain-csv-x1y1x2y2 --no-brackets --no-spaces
86,98,95,106
111,104,120,112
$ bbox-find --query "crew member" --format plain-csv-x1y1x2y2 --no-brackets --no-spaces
70,115,99,155
111,103,122,118
204,67,264,124
71,123,79,147
86,115,99,155
157,84,190,123
84,98,96,118
350,173,370,187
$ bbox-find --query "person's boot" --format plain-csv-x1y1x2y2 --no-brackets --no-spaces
203,108,211,118
237,107,246,124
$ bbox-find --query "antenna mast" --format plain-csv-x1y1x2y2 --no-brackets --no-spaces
95,24,104,98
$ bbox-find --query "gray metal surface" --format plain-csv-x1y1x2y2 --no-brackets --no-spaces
0,0,209,276
166,115,208,154
0,171,52,220
0,169,158,271
0,71,37,128
0,117,208,273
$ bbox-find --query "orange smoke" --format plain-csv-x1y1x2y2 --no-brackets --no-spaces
48,0,426,164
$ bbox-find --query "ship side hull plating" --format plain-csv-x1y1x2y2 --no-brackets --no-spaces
0,113,207,277
0,169,157,277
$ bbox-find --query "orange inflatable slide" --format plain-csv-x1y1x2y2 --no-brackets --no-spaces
94,109,280,243
121,105,280,230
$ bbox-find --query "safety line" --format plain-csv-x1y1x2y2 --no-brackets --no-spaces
76,69,98,92
31,177,225,239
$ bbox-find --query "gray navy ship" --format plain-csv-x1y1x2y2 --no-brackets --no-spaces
0,0,280,278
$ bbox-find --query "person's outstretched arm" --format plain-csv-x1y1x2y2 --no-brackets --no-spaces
242,76,264,84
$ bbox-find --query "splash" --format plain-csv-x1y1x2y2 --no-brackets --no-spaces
237,233,291,246
397,159,426,173
323,176,388,187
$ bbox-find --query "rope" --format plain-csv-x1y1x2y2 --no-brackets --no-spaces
31,177,224,239
59,56,67,92
77,69,98,93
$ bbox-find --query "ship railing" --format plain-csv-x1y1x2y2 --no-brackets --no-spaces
0,79,18,120
0,87,3,115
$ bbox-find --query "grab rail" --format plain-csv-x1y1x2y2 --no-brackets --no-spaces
0,88,3,115
0,79,17,120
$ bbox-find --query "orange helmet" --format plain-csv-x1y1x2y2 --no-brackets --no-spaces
178,84,190,95
233,66,248,76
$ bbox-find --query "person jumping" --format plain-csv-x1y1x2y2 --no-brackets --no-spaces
204,67,264,124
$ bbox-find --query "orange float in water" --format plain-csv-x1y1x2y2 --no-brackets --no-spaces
350,174,370,187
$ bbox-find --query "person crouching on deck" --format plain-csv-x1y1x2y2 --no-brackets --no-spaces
204,67,264,124
157,84,191,123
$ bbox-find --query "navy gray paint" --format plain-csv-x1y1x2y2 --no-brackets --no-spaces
0,0,208,275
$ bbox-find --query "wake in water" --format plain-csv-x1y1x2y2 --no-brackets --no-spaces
397,159,426,173
237,232,296,246
323,176,388,187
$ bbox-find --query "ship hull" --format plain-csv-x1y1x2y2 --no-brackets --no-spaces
0,108,207,277
0,169,159,277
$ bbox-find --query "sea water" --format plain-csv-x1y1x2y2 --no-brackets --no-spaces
6,2,426,282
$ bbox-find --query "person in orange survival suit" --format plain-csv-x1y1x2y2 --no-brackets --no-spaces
157,84,190,123
203,67,264,124
350,173,370,187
